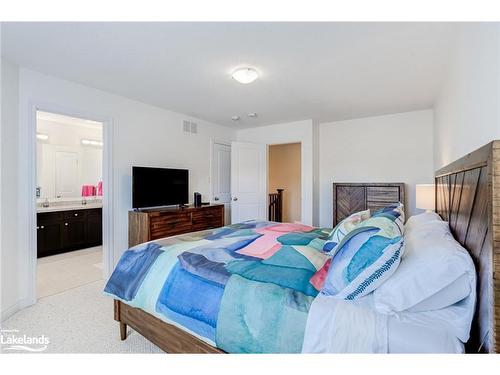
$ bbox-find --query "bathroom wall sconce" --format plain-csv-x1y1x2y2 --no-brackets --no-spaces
36,133,49,141
81,139,103,147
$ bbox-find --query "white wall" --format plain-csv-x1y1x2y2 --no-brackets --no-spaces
434,23,500,170
319,110,434,227
236,120,315,226
1,59,20,318
2,66,236,319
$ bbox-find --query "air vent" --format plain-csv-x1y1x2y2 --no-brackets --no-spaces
182,120,198,134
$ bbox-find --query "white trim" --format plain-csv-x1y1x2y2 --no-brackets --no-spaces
0,49,2,323
1,298,32,322
209,138,231,204
210,138,232,225
236,119,314,225
24,103,114,307
102,116,114,280
267,140,307,224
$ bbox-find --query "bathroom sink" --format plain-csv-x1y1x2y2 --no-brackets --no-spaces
37,201,103,213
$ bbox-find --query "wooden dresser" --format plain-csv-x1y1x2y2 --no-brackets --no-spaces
128,204,224,247
332,183,405,226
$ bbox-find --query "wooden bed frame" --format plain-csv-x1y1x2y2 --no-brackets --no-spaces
435,140,500,353
114,300,224,353
114,141,500,353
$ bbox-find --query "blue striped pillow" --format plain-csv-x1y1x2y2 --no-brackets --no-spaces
372,202,405,232
323,209,370,255
321,216,404,300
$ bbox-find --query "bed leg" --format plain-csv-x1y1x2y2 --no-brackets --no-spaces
120,322,127,340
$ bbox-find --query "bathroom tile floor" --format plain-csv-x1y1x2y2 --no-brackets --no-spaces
37,246,103,298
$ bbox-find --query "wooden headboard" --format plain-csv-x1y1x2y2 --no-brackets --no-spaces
332,182,405,226
435,141,500,353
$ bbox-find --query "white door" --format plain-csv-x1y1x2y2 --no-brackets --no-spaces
212,142,232,225
55,151,79,197
231,141,267,224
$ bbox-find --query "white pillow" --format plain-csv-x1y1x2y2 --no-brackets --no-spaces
404,211,442,232
373,213,476,313
406,272,471,312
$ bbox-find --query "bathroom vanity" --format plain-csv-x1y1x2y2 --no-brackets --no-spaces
36,203,102,258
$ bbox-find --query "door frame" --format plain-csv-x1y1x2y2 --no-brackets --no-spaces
267,141,302,223
209,137,232,204
25,103,114,306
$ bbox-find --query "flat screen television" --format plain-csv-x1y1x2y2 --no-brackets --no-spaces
132,166,189,209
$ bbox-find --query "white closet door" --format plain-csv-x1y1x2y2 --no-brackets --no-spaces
230,141,267,224
212,142,232,225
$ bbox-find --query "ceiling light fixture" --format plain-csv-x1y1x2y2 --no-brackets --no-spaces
247,113,258,118
231,67,259,84
231,116,240,121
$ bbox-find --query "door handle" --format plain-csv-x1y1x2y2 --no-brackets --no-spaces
214,197,219,201
232,197,238,201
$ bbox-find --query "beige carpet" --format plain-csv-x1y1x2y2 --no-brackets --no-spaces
2,280,163,353
37,246,103,298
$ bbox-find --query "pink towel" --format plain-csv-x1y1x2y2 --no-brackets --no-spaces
97,181,103,196
81,185,96,197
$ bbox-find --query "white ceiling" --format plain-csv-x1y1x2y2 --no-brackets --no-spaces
2,22,458,128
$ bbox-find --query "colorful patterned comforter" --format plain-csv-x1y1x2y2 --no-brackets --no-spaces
104,220,331,353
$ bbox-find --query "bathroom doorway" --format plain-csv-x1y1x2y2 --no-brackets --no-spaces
35,111,104,298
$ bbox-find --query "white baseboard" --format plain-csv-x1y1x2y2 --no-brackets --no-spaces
1,298,33,323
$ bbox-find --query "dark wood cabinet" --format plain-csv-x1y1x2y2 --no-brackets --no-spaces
128,204,224,247
61,219,87,248
87,208,103,244
37,207,102,258
37,222,63,255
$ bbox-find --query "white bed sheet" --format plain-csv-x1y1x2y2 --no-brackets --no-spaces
388,316,464,353
302,293,466,353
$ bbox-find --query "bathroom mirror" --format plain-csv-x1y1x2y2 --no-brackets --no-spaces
36,111,103,203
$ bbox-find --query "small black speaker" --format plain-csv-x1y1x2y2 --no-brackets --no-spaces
194,192,202,207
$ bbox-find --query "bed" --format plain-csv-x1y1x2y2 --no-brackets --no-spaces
108,222,329,353
107,141,500,353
